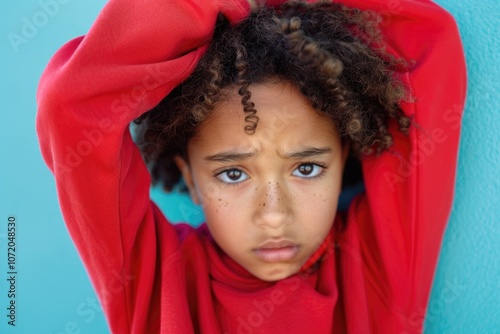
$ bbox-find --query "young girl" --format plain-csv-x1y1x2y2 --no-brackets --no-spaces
36,0,466,333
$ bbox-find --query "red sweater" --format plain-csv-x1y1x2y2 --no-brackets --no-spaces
36,0,466,333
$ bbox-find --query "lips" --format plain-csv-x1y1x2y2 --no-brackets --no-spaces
254,239,300,262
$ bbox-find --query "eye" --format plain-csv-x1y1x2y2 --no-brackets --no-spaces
292,163,325,178
216,168,249,184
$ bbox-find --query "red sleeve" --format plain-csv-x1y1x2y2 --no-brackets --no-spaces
35,0,251,332
337,0,466,332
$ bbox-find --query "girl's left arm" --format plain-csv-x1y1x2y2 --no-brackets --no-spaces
337,0,466,333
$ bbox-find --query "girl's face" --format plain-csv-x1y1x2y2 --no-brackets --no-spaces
175,80,348,282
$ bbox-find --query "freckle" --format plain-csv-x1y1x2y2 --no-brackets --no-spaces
218,198,222,201
263,203,266,206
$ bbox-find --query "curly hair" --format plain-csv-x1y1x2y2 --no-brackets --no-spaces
133,0,412,192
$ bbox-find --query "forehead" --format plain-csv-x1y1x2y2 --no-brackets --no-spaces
189,80,340,153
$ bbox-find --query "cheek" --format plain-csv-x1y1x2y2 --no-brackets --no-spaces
292,178,342,233
297,189,339,227
193,172,253,211
198,184,247,217
201,190,251,237
297,191,338,250
295,173,342,211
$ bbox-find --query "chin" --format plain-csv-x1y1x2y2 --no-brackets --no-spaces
254,265,297,282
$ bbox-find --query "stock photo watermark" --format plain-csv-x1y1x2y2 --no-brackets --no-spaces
4,216,18,327
384,103,463,192
401,277,468,334
7,0,71,54
54,63,169,175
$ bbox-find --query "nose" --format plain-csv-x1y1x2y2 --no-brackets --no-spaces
254,180,291,229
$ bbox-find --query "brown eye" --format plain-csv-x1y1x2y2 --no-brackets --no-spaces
292,163,324,178
216,168,249,184
298,164,314,175
227,169,241,180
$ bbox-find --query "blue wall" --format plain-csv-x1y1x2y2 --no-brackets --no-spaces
424,1,500,332
0,1,498,333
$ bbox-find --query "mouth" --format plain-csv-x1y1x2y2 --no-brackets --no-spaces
253,240,300,262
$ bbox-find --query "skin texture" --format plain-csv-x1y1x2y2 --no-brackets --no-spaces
175,80,348,281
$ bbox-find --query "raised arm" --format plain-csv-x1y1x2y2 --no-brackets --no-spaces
36,0,252,332
337,0,466,332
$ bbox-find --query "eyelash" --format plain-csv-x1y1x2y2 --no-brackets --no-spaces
213,167,248,188
298,160,328,181
213,161,328,187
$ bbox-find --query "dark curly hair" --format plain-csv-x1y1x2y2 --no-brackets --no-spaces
133,0,412,192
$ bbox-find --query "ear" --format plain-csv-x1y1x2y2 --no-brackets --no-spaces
173,155,201,205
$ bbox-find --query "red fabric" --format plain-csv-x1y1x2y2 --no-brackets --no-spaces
36,0,466,333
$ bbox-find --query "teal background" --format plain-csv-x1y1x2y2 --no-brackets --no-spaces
0,0,498,333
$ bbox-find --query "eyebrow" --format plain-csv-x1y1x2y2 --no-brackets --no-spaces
204,147,332,163
279,147,332,159
205,150,256,163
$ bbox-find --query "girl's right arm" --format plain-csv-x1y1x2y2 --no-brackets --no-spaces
36,0,253,332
